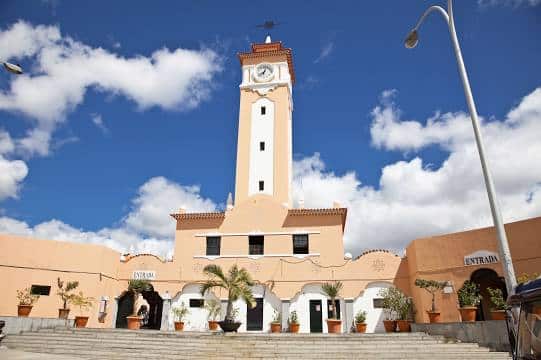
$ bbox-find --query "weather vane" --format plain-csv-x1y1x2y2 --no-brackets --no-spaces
255,20,284,42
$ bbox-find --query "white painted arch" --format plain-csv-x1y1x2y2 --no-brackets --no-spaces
352,281,393,333
170,283,220,331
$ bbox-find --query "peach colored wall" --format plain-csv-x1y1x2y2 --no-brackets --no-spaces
406,216,541,323
0,235,122,328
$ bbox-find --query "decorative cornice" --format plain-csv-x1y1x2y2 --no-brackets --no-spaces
170,212,226,221
287,208,347,231
354,249,400,261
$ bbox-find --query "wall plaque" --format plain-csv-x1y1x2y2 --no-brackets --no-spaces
132,270,156,280
464,250,499,266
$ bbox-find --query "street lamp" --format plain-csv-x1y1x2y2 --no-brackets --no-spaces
2,62,23,75
405,0,517,294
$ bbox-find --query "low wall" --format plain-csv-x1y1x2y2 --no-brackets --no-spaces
0,316,72,334
412,320,510,352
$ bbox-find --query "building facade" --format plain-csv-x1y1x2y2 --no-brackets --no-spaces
0,38,540,333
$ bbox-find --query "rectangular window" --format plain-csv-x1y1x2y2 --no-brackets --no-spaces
249,235,264,255
206,236,221,256
261,106,266,115
189,299,204,308
373,298,384,308
258,181,264,191
293,234,309,254
30,285,51,296
259,141,265,151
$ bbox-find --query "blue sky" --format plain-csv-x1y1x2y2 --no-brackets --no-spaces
0,0,540,257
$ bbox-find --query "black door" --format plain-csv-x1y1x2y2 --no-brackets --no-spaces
309,300,323,333
247,298,264,331
327,299,341,319
115,292,134,328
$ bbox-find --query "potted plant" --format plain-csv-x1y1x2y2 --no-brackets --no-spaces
205,299,221,331
487,287,506,320
396,296,413,332
16,288,39,317
354,310,367,333
379,287,399,332
270,310,281,333
126,279,152,330
172,302,189,331
321,281,343,333
288,311,299,333
457,280,481,322
414,278,446,323
56,278,79,319
71,292,94,328
200,264,255,332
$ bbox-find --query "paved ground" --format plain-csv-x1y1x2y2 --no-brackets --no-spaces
0,347,82,360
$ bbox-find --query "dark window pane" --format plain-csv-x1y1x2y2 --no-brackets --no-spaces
249,236,264,255
261,106,266,115
206,236,221,256
30,285,51,296
373,298,384,308
189,299,204,308
259,181,264,191
293,234,309,254
259,142,265,151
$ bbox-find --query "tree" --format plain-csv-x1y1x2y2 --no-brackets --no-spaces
57,278,79,310
127,279,152,316
70,292,94,316
200,264,255,323
321,281,343,320
414,278,446,313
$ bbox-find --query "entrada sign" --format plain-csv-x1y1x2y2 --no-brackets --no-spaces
464,250,499,266
132,270,156,280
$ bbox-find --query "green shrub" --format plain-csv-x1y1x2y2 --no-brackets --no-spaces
355,310,367,324
457,280,481,307
487,287,506,311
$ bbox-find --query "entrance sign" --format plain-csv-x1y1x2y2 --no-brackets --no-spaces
132,270,156,280
464,250,499,266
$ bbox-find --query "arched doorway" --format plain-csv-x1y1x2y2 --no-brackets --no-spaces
470,268,507,321
115,286,163,329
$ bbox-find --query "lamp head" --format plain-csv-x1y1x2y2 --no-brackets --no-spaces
404,29,419,49
3,62,23,75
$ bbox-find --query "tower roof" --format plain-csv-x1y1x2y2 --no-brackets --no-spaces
238,41,295,84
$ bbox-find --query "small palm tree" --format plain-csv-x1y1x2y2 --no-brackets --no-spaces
127,279,152,316
322,281,343,320
200,264,255,323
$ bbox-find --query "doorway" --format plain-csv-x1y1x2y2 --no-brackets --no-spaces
115,288,163,329
309,300,323,333
246,298,264,331
470,268,507,321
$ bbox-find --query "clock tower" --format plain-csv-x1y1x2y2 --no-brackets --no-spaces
234,37,295,207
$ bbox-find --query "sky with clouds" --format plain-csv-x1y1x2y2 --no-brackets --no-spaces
0,1,539,259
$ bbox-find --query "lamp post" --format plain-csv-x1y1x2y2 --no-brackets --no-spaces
405,0,517,294
2,62,23,75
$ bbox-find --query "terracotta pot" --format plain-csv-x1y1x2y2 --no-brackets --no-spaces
289,323,300,333
174,321,184,331
533,306,541,316
427,311,441,323
74,316,89,328
208,320,219,330
459,307,477,322
490,310,506,320
17,305,33,317
396,320,411,332
58,308,70,319
355,323,367,333
383,320,396,333
126,315,141,330
271,322,281,333
326,319,342,334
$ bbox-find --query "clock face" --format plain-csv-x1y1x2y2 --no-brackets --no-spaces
253,63,274,82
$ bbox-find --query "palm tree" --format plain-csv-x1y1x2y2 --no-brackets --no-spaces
200,264,255,323
322,281,343,319
127,279,152,316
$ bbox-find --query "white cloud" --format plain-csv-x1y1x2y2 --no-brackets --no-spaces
478,0,541,7
293,87,541,256
314,41,334,64
0,130,28,200
0,21,222,157
90,113,109,134
0,176,217,258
